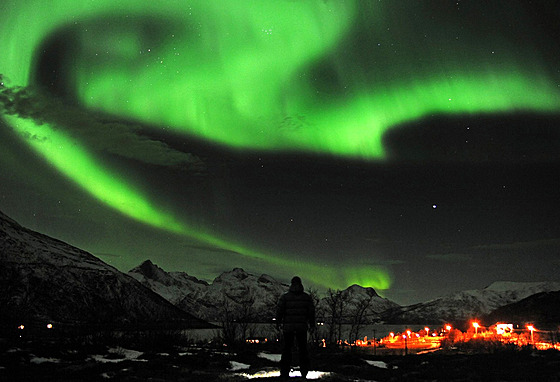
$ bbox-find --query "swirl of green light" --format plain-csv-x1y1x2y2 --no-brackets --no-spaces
1,0,560,291
3,113,391,290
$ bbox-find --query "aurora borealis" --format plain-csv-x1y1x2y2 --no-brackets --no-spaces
1,0,559,303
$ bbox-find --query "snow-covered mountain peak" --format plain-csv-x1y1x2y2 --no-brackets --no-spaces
128,260,208,304
345,284,380,298
483,281,555,292
214,267,250,283
131,260,169,283
257,274,276,284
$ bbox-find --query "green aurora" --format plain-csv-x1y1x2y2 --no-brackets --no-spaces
1,0,560,291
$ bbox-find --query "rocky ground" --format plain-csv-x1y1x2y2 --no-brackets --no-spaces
1,335,560,381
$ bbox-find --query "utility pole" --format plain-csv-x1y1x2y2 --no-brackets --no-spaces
373,329,376,355
404,334,408,356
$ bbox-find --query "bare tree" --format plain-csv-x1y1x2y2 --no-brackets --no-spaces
218,294,238,345
217,289,258,345
348,295,373,343
324,289,348,345
236,292,256,341
307,287,322,344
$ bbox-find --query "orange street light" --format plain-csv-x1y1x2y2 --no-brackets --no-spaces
472,322,480,335
425,327,430,337
527,325,535,345
445,325,452,332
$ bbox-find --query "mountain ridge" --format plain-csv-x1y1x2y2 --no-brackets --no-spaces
381,280,560,325
130,258,560,325
0,210,211,329
128,260,398,322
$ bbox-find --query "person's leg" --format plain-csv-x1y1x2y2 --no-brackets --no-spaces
296,330,309,378
280,331,295,377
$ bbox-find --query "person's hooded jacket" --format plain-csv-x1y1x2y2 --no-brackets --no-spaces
276,277,315,332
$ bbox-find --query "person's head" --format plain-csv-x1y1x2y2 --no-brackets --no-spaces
289,276,304,293
291,276,302,285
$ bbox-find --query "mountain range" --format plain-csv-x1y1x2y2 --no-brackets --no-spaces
1,209,558,330
380,281,560,325
129,259,560,326
128,261,400,322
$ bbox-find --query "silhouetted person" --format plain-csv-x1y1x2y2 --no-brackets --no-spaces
276,276,315,379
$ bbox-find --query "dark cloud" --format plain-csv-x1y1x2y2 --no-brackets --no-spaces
0,79,206,172
425,253,473,263
474,238,560,250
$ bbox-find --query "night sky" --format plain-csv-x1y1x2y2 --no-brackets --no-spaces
1,0,559,305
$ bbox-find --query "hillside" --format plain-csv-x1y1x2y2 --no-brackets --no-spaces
0,210,210,329
484,290,560,326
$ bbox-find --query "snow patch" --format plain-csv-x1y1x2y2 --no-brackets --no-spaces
90,348,146,363
257,352,281,362
229,361,251,371
30,356,61,364
365,360,388,369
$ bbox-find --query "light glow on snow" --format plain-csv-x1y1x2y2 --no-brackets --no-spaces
239,369,331,379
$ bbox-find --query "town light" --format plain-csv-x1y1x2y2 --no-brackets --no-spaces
425,327,430,337
496,323,513,335
353,322,555,351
